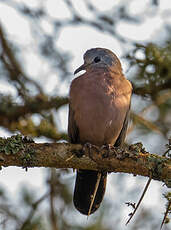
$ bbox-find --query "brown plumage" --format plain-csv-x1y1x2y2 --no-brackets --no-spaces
68,48,132,215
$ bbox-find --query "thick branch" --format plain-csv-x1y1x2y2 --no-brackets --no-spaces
0,136,170,186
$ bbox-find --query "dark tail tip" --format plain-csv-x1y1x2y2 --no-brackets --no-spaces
73,170,107,215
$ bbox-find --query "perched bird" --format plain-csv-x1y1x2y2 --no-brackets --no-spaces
68,48,132,215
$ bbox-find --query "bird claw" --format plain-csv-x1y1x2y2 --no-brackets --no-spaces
82,143,92,156
100,144,114,158
83,142,92,152
82,143,100,161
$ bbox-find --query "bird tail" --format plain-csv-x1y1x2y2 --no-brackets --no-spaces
73,170,107,215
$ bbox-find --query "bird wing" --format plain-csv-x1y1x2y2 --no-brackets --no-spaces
114,103,131,147
68,104,79,144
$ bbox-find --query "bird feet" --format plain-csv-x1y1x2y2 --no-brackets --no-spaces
100,144,114,158
83,143,114,161
82,143,97,158
83,143,128,160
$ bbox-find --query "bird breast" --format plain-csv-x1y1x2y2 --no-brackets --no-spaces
70,69,131,146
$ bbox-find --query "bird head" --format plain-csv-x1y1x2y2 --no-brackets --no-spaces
74,48,122,75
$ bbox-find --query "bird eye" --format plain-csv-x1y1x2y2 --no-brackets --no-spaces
94,56,101,63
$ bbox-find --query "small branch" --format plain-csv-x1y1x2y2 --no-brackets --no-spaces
126,176,152,225
0,136,170,185
160,200,171,230
49,169,59,230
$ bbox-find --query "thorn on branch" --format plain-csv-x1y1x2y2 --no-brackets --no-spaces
125,202,136,209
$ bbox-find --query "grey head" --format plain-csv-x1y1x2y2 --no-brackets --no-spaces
74,48,122,75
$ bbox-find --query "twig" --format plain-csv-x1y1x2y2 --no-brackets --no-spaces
88,172,101,217
65,154,74,162
160,200,171,230
126,176,152,225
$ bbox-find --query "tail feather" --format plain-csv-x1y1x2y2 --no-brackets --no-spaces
73,170,107,215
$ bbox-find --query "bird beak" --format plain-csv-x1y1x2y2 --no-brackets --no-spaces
74,63,89,75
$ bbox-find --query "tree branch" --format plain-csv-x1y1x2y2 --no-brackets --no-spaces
0,135,170,186
0,95,68,122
